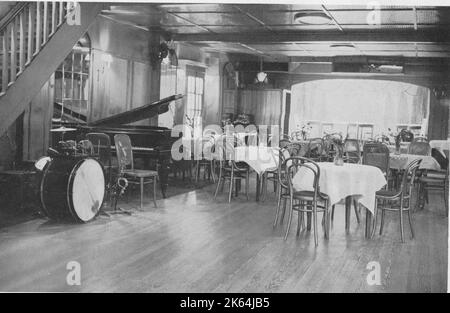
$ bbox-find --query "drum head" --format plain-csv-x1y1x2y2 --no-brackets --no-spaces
70,159,105,222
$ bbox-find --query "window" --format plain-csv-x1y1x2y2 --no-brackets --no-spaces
185,67,205,127
54,34,91,123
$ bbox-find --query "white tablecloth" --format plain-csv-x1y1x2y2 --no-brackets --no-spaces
292,162,387,214
234,146,279,175
389,153,441,170
430,140,450,157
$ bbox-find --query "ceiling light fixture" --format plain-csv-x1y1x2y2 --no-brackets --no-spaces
256,58,267,83
330,43,357,49
294,11,332,25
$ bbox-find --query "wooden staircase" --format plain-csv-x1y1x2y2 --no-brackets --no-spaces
0,1,104,135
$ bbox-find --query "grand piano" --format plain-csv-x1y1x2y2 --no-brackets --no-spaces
77,94,184,198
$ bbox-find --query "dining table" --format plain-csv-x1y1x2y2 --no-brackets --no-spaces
233,145,279,201
389,153,442,171
429,140,450,158
292,162,387,238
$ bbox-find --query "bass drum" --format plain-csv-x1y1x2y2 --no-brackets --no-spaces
40,156,105,223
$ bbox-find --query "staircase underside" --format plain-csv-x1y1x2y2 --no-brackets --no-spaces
0,3,104,135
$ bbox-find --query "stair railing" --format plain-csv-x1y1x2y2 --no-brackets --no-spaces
0,2,68,95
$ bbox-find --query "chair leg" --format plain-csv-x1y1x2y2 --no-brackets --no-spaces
407,209,414,239
274,188,282,228
284,197,294,240
280,197,287,225
399,204,405,243
370,199,378,238
195,161,199,183
331,205,335,221
313,204,319,246
228,172,234,203
379,209,385,235
245,171,249,201
210,161,216,183
353,199,360,224
214,168,222,199
153,176,157,208
261,173,267,202
296,210,301,236
140,177,144,210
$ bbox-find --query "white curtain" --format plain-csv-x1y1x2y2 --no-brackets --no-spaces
289,79,429,137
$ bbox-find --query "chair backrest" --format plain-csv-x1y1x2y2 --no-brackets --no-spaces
362,142,390,174
412,136,428,143
78,140,94,155
284,157,321,199
399,159,421,198
344,139,361,163
306,138,324,159
86,133,111,167
408,141,431,156
114,134,134,171
285,143,301,156
279,138,291,149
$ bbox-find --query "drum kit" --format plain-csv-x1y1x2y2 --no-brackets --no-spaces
34,135,130,223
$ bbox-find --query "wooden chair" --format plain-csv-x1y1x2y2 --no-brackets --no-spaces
407,141,431,156
418,166,449,215
305,138,325,162
194,136,216,183
372,159,421,242
343,139,361,164
279,138,291,149
86,132,115,195
213,138,251,203
281,157,331,246
114,134,158,209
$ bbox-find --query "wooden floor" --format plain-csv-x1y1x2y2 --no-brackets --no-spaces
0,178,447,292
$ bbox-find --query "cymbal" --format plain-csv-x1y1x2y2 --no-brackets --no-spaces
50,126,77,132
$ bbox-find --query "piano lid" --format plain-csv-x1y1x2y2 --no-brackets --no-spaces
89,94,183,126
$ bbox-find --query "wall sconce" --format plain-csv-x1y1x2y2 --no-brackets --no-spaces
432,86,448,99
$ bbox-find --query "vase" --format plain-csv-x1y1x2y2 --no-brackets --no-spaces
395,143,401,155
334,148,344,166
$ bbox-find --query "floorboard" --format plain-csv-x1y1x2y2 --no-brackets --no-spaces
0,177,447,292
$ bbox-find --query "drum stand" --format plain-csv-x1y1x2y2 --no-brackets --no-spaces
100,176,133,216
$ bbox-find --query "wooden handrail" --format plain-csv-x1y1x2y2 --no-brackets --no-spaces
0,2,29,33
1,2,68,95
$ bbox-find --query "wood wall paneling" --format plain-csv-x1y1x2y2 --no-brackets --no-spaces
22,76,54,161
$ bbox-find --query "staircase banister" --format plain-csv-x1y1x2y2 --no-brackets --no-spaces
0,2,29,33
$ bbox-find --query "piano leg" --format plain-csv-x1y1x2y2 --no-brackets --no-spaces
158,157,170,199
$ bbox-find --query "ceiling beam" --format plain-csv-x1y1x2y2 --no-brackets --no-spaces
321,5,344,32
172,30,450,43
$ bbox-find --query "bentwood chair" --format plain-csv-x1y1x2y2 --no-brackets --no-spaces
261,147,290,202
362,142,392,188
114,134,158,209
412,136,428,143
306,138,325,162
372,159,421,242
194,136,216,183
281,157,331,246
279,138,291,149
343,139,361,164
213,139,251,203
86,133,115,193
407,141,431,156
418,166,449,215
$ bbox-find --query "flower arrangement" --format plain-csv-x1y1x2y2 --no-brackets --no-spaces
387,128,413,154
296,123,312,140
325,133,344,165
